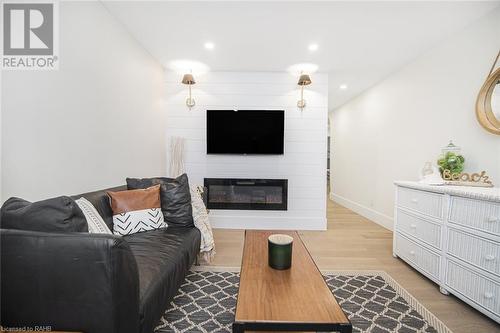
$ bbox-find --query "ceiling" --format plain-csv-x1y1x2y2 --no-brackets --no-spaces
102,1,499,109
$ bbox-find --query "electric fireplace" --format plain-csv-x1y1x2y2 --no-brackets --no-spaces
204,178,288,210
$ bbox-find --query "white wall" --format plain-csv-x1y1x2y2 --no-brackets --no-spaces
1,2,165,201
0,70,2,203
331,8,500,230
164,72,328,230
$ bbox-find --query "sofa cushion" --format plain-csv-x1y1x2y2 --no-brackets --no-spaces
124,227,201,333
126,174,194,228
0,196,88,233
107,185,167,236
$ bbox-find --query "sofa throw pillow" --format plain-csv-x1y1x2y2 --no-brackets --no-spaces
75,197,112,234
107,185,167,236
126,173,194,228
0,196,88,233
73,185,127,231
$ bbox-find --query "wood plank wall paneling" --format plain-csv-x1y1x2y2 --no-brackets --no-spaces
164,71,328,230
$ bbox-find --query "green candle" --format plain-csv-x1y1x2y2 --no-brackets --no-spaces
268,234,293,270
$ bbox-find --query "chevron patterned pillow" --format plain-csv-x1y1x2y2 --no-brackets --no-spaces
107,185,167,236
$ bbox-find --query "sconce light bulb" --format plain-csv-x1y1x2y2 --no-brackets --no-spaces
186,98,195,109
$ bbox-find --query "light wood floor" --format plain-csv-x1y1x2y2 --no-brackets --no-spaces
206,200,500,333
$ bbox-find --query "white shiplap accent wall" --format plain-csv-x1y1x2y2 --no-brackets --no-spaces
164,71,328,230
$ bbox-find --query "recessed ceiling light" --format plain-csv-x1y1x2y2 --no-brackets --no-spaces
204,42,215,50
339,84,348,90
308,44,318,52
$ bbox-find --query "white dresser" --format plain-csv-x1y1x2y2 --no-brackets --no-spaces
393,181,500,323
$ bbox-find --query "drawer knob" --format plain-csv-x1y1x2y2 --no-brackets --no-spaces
410,224,417,229
410,250,416,255
484,292,494,299
485,255,496,261
487,217,499,223
411,199,419,204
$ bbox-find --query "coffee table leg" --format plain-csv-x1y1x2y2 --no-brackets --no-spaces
337,323,353,333
232,322,245,333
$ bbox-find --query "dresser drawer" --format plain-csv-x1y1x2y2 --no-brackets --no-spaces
449,196,500,236
397,187,443,219
447,228,500,276
396,209,441,249
394,233,440,281
446,260,500,316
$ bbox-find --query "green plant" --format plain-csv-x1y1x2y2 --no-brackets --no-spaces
437,152,465,175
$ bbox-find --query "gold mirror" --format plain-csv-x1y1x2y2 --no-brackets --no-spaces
476,51,500,135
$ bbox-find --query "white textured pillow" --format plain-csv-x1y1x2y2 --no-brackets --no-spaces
75,197,112,234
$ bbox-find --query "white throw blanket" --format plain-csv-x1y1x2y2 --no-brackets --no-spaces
190,185,215,264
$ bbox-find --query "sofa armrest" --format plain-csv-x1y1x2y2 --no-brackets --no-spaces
1,229,140,333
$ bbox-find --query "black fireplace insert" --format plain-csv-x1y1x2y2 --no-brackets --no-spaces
204,178,288,210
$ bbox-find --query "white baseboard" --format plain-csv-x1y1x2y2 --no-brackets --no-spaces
329,193,393,231
210,214,327,231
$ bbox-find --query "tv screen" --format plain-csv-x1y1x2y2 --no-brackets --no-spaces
207,110,284,154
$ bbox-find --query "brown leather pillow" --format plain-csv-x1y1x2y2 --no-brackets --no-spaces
106,185,166,236
107,185,161,215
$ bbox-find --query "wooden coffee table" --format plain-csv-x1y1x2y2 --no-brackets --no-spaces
233,230,352,333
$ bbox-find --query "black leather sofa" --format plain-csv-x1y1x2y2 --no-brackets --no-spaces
0,186,201,333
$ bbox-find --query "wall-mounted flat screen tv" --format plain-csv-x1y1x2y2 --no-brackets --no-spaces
206,110,284,154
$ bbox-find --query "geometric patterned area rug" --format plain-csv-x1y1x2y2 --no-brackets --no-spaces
155,268,452,333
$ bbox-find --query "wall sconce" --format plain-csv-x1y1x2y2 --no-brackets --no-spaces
297,73,312,110
182,73,196,109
